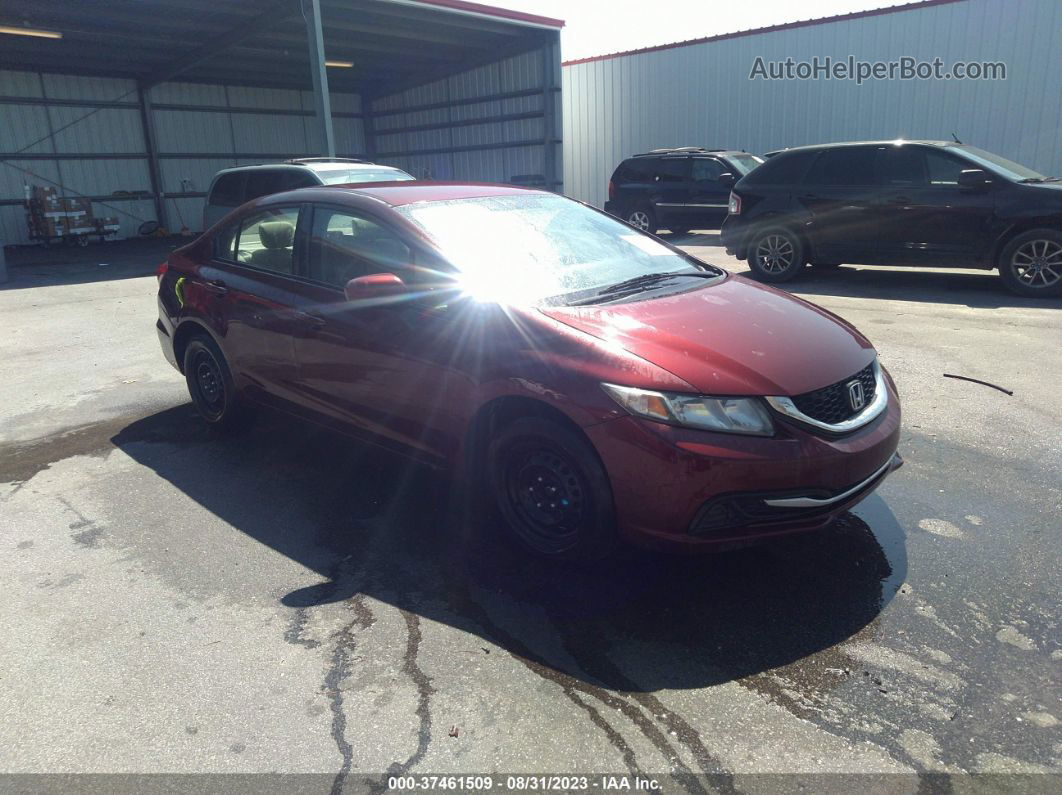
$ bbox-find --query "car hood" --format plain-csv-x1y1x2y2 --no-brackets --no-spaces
539,275,875,397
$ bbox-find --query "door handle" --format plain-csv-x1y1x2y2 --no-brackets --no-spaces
204,278,228,295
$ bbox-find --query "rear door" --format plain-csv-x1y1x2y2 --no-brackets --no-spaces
649,157,692,231
873,146,998,265
202,205,307,403
798,147,883,263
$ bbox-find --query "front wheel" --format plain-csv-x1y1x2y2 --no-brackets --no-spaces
998,229,1062,297
626,205,658,235
486,417,616,561
748,227,806,283
183,335,252,432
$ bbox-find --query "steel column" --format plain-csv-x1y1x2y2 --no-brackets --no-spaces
303,0,335,158
137,85,168,231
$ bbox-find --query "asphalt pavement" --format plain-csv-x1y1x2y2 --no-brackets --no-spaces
0,238,1059,792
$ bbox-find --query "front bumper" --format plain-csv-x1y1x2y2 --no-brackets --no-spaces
583,378,901,551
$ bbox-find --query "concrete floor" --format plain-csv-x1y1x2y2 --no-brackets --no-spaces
1,238,1059,791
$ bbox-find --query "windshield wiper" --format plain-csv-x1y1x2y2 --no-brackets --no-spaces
567,270,718,306
1018,176,1060,183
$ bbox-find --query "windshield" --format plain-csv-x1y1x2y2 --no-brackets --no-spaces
315,167,415,185
396,194,721,304
727,154,764,175
956,146,1046,180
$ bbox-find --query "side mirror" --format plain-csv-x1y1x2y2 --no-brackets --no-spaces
344,273,406,302
718,172,736,187
958,168,992,189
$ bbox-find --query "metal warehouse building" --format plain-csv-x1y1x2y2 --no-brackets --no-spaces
0,0,562,246
563,0,1062,209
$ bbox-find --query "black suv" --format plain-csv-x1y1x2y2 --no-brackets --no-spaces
605,147,764,234
720,140,1062,296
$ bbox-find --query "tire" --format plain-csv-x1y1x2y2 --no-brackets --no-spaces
626,205,658,235
748,227,806,283
485,417,616,561
183,334,251,432
997,229,1062,297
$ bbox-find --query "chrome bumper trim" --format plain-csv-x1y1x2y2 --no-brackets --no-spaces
764,454,898,508
765,359,888,434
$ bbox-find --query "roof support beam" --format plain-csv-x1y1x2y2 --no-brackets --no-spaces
140,0,299,88
302,0,335,158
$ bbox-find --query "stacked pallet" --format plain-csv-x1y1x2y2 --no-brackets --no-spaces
24,186,119,241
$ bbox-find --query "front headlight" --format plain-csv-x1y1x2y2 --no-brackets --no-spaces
601,383,775,436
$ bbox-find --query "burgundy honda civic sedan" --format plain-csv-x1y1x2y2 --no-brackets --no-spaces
156,182,901,559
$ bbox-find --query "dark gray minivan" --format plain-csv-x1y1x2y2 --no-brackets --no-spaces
202,158,414,230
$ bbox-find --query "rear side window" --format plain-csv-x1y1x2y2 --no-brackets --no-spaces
805,148,877,186
741,150,817,185
235,206,301,275
244,170,311,202
614,159,654,182
654,159,689,182
209,173,245,207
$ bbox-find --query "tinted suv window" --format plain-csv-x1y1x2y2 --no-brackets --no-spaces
805,148,877,186
741,150,817,185
925,150,966,186
236,206,300,274
691,159,725,182
616,159,653,182
654,159,689,182
209,173,245,207
876,146,926,186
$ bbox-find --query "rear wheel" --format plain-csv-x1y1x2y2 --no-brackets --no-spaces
183,335,251,432
626,205,658,235
748,227,806,283
998,229,1062,297
486,417,616,561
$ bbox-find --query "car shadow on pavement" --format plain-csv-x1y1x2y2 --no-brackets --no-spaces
112,403,907,693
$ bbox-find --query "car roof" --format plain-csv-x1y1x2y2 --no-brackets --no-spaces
211,160,407,177
773,140,959,154
630,149,752,159
260,181,550,208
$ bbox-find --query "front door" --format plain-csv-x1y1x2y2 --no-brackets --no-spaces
686,157,732,229
287,204,462,462
873,146,998,266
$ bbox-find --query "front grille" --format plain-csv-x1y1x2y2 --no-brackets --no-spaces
791,363,876,425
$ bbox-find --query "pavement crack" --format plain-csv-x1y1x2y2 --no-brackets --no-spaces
324,593,375,795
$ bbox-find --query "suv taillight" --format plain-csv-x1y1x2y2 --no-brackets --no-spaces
156,261,168,282
728,191,741,215
608,179,616,201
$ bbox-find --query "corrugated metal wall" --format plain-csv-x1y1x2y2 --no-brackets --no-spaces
370,39,562,189
0,71,365,244
563,0,1062,208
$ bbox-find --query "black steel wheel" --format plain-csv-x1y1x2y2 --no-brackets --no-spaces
748,227,806,283
998,229,1062,297
486,417,615,560
183,334,250,431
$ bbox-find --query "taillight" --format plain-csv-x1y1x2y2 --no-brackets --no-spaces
728,191,741,215
608,179,616,201
156,261,168,282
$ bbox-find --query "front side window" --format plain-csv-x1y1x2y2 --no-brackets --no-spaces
236,206,300,274
876,146,927,186
307,207,413,288
925,150,969,186
396,194,721,304
691,159,725,182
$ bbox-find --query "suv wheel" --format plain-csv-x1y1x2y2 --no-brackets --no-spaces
183,335,252,432
998,229,1062,297
626,206,658,235
748,228,806,283
485,417,616,561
